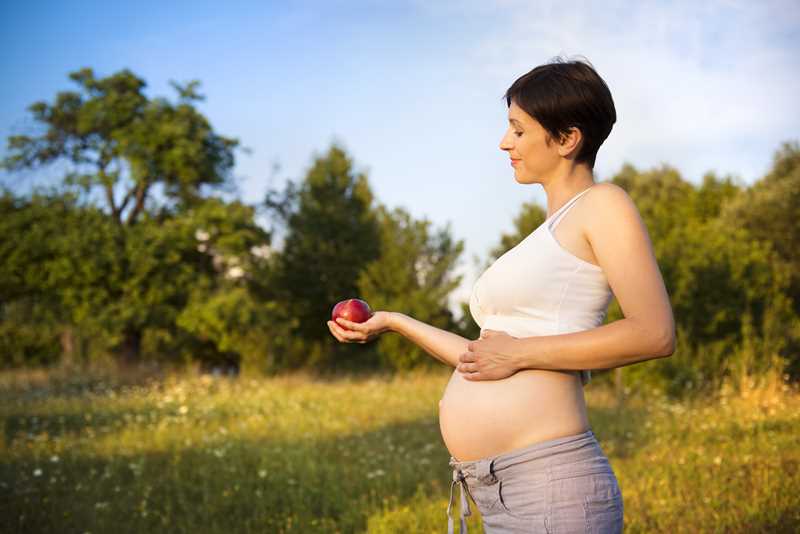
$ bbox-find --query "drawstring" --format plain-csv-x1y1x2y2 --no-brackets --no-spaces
447,467,471,534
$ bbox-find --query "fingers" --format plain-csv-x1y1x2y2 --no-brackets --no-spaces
327,320,366,343
327,321,346,342
457,362,477,373
335,317,364,332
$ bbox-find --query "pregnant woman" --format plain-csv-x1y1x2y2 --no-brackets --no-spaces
328,57,675,533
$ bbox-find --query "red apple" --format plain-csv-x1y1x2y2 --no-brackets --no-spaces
331,298,373,328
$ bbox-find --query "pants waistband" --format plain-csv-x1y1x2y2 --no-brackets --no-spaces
449,429,597,477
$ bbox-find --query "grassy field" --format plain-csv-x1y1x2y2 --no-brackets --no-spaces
1,364,798,533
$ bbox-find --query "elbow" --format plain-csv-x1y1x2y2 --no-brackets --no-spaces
657,324,676,357
634,317,675,358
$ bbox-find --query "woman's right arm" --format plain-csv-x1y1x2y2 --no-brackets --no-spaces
387,312,468,368
329,311,470,368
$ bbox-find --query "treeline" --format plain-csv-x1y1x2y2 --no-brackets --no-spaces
1,68,798,397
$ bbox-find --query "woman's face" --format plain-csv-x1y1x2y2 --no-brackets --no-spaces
499,100,563,185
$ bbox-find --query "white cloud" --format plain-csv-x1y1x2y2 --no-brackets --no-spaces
460,0,799,183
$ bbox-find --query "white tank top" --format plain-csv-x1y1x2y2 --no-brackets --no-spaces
469,186,613,386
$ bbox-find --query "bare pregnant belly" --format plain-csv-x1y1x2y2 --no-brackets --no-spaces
438,368,591,462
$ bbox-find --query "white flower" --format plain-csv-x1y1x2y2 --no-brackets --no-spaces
258,470,267,478
33,468,42,477
195,229,210,242
225,266,245,280
50,455,59,463
250,244,272,259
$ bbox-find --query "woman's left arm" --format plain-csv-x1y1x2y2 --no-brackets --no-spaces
458,183,676,381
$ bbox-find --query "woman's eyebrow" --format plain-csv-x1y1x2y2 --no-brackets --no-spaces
508,118,523,126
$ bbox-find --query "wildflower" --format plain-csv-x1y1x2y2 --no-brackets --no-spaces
250,244,272,259
178,405,188,415
50,455,59,463
713,456,722,465
258,470,267,478
225,266,245,280
33,468,42,477
366,469,386,479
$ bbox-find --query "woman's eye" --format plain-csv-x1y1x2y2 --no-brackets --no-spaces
514,131,523,137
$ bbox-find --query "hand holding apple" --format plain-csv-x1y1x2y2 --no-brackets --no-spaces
327,298,392,343
327,311,392,343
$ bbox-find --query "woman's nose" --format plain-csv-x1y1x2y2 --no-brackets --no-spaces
499,131,514,151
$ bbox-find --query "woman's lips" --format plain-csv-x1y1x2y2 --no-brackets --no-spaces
511,159,521,166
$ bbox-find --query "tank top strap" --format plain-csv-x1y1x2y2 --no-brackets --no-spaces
548,186,594,230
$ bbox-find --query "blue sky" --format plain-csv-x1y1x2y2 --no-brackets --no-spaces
2,0,799,315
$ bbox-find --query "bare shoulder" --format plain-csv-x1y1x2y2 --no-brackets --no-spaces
586,182,637,210
583,182,644,233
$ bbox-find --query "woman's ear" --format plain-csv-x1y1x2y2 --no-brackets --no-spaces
558,126,583,157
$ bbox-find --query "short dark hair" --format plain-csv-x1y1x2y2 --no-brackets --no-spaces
502,56,616,170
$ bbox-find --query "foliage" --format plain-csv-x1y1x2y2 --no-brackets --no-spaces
358,204,465,370
0,188,123,365
2,68,238,223
606,159,799,393
0,68,267,368
261,143,384,371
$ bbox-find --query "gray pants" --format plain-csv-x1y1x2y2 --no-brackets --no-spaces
447,429,623,533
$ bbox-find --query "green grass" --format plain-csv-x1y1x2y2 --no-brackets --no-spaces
1,364,798,533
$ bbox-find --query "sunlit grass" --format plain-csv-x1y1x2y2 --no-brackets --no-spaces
2,364,798,533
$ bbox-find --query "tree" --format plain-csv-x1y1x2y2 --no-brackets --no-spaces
718,140,800,378
2,68,238,225
609,161,796,394
719,141,800,313
1,68,250,365
264,142,383,370
358,204,465,370
0,188,101,367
